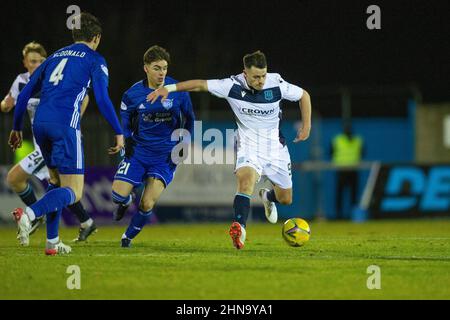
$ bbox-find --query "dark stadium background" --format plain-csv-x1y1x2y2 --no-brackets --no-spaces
1,0,449,118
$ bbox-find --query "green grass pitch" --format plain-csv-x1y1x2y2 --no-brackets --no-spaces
1,220,449,299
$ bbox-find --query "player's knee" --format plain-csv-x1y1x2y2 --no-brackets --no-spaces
238,180,254,195
140,198,156,212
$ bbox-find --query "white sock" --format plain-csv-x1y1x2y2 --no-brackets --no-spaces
47,237,59,244
81,218,93,229
25,207,36,221
122,233,130,240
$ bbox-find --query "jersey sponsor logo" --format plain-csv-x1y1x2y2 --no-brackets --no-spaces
142,113,153,122
141,112,172,123
162,99,174,110
241,107,276,116
101,64,109,76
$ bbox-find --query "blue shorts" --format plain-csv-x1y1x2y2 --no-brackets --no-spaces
114,155,176,188
33,122,84,175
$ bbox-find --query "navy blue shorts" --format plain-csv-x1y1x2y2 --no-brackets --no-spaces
33,122,84,175
114,155,176,188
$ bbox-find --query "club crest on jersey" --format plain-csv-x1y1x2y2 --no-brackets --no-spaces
100,64,109,76
162,99,173,110
264,90,273,101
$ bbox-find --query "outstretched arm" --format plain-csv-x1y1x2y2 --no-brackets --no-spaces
147,80,208,104
293,90,312,143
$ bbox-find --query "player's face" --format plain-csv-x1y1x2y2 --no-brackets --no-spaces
23,52,45,75
244,66,267,91
144,60,168,88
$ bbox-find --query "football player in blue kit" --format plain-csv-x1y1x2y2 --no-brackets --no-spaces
9,12,124,255
2,41,97,243
111,45,195,248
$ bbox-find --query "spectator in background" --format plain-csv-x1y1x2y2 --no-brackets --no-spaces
331,123,364,219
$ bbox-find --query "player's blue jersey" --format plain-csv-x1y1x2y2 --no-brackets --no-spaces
31,43,108,129
121,77,195,162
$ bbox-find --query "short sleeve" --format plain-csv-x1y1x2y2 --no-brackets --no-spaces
207,78,234,98
279,75,303,102
9,76,21,101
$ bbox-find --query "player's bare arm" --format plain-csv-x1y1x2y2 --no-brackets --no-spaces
1,94,15,113
293,90,312,143
108,134,125,155
147,80,207,103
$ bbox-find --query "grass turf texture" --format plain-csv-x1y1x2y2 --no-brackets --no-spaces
0,220,449,299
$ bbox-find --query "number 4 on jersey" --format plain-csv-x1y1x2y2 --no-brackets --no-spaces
49,58,68,86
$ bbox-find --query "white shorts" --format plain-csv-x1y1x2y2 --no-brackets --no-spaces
19,149,50,181
235,143,293,189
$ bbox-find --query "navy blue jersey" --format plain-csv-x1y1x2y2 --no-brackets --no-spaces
14,43,122,134
121,77,195,161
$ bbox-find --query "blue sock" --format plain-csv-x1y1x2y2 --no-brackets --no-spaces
124,209,152,239
17,184,37,206
29,187,75,219
46,210,61,240
233,193,251,228
267,189,279,203
112,191,132,205
44,183,61,240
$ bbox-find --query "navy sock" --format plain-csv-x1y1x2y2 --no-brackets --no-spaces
17,184,37,206
125,209,152,239
267,190,279,203
29,187,75,219
233,193,251,228
68,201,90,223
112,191,132,205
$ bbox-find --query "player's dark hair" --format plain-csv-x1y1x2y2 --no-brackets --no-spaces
72,12,102,42
243,50,267,69
143,45,171,65
22,42,47,58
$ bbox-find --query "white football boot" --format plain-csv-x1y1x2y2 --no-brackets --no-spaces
45,240,72,256
12,208,31,246
259,188,278,224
